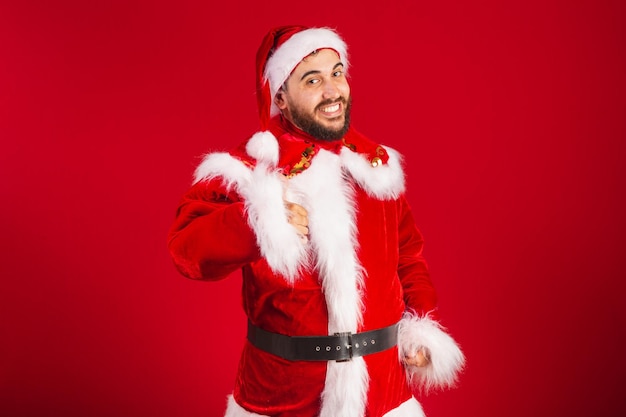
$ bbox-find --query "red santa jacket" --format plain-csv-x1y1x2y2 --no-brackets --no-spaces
168,117,464,417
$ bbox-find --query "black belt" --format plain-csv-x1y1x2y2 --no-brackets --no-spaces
247,321,399,362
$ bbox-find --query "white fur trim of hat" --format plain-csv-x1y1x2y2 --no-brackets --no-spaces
264,27,349,117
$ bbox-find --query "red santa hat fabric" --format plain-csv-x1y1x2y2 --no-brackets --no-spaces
255,25,349,130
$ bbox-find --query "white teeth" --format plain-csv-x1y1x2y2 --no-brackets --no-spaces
321,104,340,113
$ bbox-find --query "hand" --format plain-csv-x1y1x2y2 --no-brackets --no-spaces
403,347,430,367
285,201,309,243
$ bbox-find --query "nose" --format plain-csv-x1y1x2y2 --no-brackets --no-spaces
322,79,341,100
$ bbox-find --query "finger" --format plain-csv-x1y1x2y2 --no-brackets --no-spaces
293,225,309,236
405,357,425,367
290,213,309,228
403,356,420,367
286,202,308,217
414,349,430,367
403,348,430,367
285,204,309,227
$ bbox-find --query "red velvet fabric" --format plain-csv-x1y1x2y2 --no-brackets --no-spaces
168,178,261,280
167,117,439,416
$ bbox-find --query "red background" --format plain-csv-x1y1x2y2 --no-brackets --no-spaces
1,1,625,416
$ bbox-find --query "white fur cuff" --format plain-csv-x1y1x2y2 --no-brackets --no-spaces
397,312,465,392
225,395,268,417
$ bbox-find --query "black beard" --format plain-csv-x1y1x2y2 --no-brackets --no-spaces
289,97,352,141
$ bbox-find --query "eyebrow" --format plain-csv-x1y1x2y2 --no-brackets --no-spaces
299,62,344,81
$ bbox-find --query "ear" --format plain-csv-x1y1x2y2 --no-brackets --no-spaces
274,89,288,110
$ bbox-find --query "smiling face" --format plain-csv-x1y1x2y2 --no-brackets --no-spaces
274,48,351,141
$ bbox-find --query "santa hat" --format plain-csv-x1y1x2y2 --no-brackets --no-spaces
255,25,349,130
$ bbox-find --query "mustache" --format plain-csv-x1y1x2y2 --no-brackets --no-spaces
315,98,347,111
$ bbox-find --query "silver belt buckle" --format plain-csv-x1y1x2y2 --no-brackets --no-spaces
334,332,353,362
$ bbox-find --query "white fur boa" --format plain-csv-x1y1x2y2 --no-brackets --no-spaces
289,150,367,417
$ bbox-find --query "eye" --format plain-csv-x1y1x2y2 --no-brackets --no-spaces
306,78,320,85
333,70,344,77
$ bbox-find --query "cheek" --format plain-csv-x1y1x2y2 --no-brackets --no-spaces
340,83,351,98
296,92,323,110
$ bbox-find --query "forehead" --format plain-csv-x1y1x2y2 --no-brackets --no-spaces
291,48,343,76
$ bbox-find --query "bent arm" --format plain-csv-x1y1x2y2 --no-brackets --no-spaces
396,196,438,318
395,195,465,391
168,178,261,280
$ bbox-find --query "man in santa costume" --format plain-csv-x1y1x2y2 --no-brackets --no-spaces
168,25,465,417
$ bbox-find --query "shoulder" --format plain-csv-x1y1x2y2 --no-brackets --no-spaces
340,128,406,200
